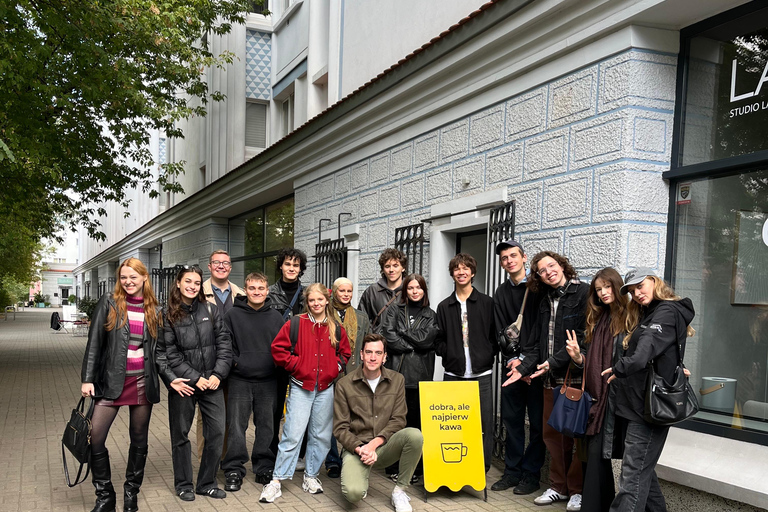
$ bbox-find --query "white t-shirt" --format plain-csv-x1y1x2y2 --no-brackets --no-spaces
367,375,381,393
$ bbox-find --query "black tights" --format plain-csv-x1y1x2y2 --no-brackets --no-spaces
91,403,153,454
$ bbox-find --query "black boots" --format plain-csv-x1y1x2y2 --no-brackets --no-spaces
123,445,148,512
90,450,116,512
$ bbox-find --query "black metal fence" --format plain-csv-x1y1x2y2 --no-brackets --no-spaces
151,265,185,307
395,223,426,276
486,200,516,462
315,238,348,288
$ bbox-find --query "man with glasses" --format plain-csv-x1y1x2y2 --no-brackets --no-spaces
204,250,245,315
504,251,589,511
198,250,245,460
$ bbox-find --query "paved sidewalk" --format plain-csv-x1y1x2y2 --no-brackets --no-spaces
0,309,556,512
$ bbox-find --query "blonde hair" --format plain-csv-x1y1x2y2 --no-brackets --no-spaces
106,258,162,339
332,277,353,295
304,282,340,348
622,276,694,350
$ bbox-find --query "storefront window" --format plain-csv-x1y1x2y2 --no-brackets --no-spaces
679,6,768,166
229,196,294,286
671,171,768,433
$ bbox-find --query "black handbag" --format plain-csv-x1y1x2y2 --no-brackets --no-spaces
644,342,699,426
547,365,592,438
62,396,95,487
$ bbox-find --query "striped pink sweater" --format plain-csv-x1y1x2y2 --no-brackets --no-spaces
125,296,145,377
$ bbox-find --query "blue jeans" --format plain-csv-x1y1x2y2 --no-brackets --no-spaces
273,382,334,480
610,419,669,512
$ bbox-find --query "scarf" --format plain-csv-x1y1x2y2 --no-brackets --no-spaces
585,312,614,436
332,298,358,352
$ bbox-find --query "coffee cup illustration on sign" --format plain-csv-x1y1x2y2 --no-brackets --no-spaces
441,443,468,463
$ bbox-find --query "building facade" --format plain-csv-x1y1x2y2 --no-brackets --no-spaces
74,0,768,508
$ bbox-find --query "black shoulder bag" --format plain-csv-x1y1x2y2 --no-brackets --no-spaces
62,396,95,487
644,340,699,426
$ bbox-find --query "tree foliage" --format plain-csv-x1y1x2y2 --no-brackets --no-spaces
0,0,257,240
0,0,262,300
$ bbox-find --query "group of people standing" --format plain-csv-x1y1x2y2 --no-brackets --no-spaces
80,238,694,512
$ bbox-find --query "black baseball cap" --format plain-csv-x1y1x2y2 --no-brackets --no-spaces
495,239,524,256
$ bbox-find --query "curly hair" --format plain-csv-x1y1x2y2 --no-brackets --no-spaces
527,251,577,294
378,248,408,278
277,248,308,277
585,267,628,344
106,258,162,339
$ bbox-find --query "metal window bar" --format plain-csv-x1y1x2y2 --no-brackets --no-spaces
151,265,185,307
107,277,116,294
314,238,348,288
485,200,516,462
98,280,107,298
394,223,426,275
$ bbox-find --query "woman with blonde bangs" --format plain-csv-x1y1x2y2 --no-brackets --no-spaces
81,258,163,512
564,267,628,511
602,269,695,512
261,283,351,503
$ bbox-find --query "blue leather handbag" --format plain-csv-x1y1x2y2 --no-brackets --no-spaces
547,366,592,438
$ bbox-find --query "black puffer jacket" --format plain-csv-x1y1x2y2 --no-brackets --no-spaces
612,298,695,423
159,299,233,390
381,302,438,389
81,293,163,403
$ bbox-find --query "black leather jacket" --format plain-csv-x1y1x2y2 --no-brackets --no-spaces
381,302,438,389
81,293,163,403
268,280,305,320
158,299,233,390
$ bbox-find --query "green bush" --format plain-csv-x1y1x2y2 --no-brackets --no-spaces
34,291,45,304
68,294,78,305
78,296,99,320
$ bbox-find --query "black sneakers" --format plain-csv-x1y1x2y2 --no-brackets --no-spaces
225,473,242,492
491,474,521,491
514,474,541,495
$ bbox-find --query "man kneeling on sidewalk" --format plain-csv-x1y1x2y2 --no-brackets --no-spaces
333,334,423,512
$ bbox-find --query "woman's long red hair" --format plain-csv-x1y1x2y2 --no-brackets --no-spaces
105,258,162,339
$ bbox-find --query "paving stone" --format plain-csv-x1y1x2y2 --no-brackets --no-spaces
0,309,549,512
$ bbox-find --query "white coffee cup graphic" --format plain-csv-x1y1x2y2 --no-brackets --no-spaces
441,442,468,463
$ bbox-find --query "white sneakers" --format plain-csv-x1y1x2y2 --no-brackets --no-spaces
259,475,323,504
566,493,582,511
391,487,412,512
302,474,324,494
259,480,282,503
534,487,568,505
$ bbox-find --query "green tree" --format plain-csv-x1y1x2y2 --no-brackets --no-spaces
0,0,262,240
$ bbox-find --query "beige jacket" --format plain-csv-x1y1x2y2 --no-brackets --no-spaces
202,278,245,308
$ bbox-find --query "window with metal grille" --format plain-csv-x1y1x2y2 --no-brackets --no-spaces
394,223,426,275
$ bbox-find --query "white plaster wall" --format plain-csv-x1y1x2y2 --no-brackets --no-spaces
338,0,488,99
296,49,678,292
